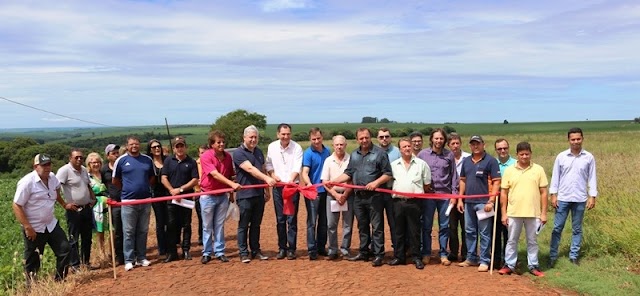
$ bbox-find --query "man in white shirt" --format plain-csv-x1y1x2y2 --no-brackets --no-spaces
266,123,303,260
549,128,598,267
447,133,470,262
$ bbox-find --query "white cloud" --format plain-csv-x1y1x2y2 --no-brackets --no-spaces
260,0,314,12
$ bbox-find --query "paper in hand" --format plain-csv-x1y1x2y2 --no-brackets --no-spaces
476,208,495,221
536,218,546,235
172,198,195,209
330,200,348,213
445,203,454,216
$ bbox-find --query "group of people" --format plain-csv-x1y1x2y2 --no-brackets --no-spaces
12,125,597,283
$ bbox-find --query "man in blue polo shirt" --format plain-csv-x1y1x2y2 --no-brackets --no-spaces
456,135,501,272
113,136,156,271
493,138,515,269
233,125,276,263
301,127,331,260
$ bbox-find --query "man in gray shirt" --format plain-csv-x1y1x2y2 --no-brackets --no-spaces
56,148,96,270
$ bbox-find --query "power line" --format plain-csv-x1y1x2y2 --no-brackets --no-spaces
1,96,114,127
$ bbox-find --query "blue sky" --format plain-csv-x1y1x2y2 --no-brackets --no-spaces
1,0,638,128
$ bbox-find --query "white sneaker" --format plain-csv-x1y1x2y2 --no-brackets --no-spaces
136,259,151,267
124,263,134,271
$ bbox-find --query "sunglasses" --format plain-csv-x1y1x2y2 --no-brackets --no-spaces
378,135,390,139
496,147,509,151
74,156,84,160
151,145,161,149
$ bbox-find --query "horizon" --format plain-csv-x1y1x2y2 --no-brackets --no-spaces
1,1,639,128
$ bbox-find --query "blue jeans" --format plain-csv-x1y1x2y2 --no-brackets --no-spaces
464,203,493,265
306,192,328,254
237,196,265,257
121,203,151,263
550,201,586,260
200,194,230,257
272,187,299,252
421,199,450,258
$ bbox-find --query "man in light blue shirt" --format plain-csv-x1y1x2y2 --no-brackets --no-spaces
376,127,399,251
549,127,598,267
493,138,516,269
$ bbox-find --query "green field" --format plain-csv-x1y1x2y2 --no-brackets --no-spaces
1,121,640,295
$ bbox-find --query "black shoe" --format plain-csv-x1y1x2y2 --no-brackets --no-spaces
252,252,269,260
348,253,370,262
183,251,192,260
372,256,384,267
201,256,211,264
413,259,425,270
217,255,229,263
549,259,557,268
388,258,404,266
318,250,329,256
309,253,318,261
570,258,580,266
287,251,297,260
276,250,286,260
164,253,178,263
327,253,339,261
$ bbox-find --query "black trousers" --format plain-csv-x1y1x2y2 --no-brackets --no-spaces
152,201,169,255
449,206,467,260
167,203,193,255
353,192,385,257
195,199,203,243
237,196,266,256
393,198,421,261
66,206,93,267
382,193,396,249
23,223,70,282
111,206,124,264
493,207,508,267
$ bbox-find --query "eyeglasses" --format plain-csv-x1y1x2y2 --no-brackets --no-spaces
74,156,84,160
496,148,509,151
151,145,161,149
411,140,423,143
378,135,390,139
89,161,101,164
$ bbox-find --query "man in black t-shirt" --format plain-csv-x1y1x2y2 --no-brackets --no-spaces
101,144,124,265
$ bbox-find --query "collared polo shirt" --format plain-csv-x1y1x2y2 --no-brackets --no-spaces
344,144,392,187
13,171,61,233
549,149,598,202
455,151,471,176
502,163,548,217
391,156,431,198
101,163,121,202
380,145,401,162
233,144,266,199
497,156,516,176
460,152,501,204
113,153,154,200
56,163,92,205
266,140,303,183
303,145,331,193
320,153,350,192
417,148,458,194
200,150,235,191
162,154,199,193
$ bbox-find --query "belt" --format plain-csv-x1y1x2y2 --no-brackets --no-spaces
355,190,374,197
393,197,417,202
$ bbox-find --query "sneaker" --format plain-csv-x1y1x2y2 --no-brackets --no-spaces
478,264,489,272
124,263,134,271
136,259,151,267
458,260,479,267
440,257,451,266
252,252,268,260
498,266,513,275
529,268,545,277
241,255,251,263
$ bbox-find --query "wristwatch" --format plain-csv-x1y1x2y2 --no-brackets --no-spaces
179,188,184,193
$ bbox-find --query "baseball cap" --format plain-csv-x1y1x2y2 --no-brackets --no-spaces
105,144,120,154
173,136,186,146
469,135,484,143
34,154,52,165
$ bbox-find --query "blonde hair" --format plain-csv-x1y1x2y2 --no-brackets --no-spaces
85,152,103,168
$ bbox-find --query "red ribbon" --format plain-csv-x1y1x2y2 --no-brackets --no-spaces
281,183,320,215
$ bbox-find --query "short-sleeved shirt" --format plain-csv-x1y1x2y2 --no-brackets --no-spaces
460,152,501,204
200,150,235,191
344,144,392,187
13,171,61,233
162,154,199,194
113,154,155,200
101,163,121,202
320,153,351,192
501,163,548,217
56,163,92,205
233,144,266,200
497,156,516,176
417,148,458,194
302,145,331,193
391,156,431,198
380,145,401,162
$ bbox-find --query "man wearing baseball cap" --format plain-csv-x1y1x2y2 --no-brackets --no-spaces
101,144,124,265
456,135,501,272
13,154,75,285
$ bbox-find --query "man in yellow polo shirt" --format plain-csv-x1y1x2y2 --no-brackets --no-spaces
498,142,548,277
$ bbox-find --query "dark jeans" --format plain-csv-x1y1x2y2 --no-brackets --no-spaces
382,193,396,249
306,191,328,254
273,187,299,252
23,223,70,282
195,199,203,243
393,198,421,261
237,196,265,257
167,203,193,255
353,191,385,257
111,206,124,264
152,201,169,255
66,206,93,267
449,205,466,260
493,207,508,267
